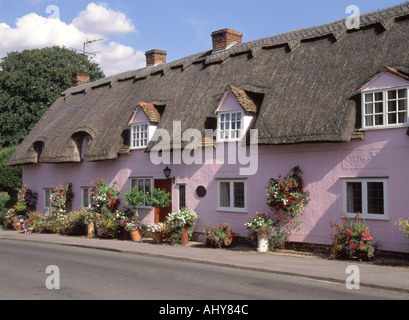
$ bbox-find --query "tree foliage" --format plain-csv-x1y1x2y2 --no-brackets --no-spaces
0,145,22,201
0,46,105,147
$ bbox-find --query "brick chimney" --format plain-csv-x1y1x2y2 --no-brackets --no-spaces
211,29,243,52
72,73,90,86
145,49,167,67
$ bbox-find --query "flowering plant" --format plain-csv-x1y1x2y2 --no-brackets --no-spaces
162,208,199,245
17,185,38,212
245,213,275,238
395,218,409,238
265,166,309,250
4,208,25,228
22,212,45,235
204,223,236,248
166,207,198,228
266,166,309,214
125,217,145,232
330,214,376,260
90,179,120,212
43,209,68,234
146,223,165,233
50,183,74,211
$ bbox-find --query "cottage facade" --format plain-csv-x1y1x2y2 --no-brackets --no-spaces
9,3,409,253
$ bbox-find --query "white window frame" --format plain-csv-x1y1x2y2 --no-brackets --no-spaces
82,187,92,209
44,189,53,210
361,86,409,130
131,122,149,149
217,110,244,142
342,178,388,220
130,177,153,208
217,179,247,213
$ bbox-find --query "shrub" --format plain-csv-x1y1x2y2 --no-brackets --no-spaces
330,214,376,260
17,185,38,212
204,223,236,248
22,212,45,234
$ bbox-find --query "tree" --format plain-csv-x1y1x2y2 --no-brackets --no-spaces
0,46,105,148
0,145,22,202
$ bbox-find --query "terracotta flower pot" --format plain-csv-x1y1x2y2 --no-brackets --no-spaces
152,232,163,244
181,226,189,246
130,229,142,242
13,222,22,232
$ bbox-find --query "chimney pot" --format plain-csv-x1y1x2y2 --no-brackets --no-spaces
211,29,243,52
72,73,90,87
145,49,167,67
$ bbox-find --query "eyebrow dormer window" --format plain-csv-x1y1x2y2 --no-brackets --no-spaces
131,122,149,149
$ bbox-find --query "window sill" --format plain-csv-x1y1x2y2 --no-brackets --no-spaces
345,213,389,221
360,124,409,131
217,208,248,214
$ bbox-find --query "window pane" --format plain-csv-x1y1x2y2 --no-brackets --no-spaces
375,92,383,101
365,103,373,115
375,115,383,125
398,99,406,111
346,182,362,213
388,90,396,100
367,182,384,215
234,182,245,208
398,112,406,124
388,101,397,112
365,94,373,103
219,182,231,207
179,185,186,210
375,102,383,113
398,89,407,99
365,116,373,127
388,113,397,124
83,189,90,208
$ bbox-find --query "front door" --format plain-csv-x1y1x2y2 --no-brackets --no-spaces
154,179,172,223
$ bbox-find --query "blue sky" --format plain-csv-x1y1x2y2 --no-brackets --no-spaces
0,0,403,76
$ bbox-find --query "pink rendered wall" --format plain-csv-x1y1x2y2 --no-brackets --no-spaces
23,127,409,253
360,72,409,92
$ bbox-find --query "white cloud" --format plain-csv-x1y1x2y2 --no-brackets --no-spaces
73,2,136,36
0,2,144,77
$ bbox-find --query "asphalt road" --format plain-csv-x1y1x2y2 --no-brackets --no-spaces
0,240,408,302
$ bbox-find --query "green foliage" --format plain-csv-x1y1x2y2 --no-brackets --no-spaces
124,187,171,209
0,146,22,202
0,46,105,148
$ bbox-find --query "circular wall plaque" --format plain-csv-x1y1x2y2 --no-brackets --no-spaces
196,186,207,198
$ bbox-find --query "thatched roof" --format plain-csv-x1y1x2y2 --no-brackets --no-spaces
9,2,409,165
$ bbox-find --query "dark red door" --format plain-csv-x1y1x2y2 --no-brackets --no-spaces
154,179,172,223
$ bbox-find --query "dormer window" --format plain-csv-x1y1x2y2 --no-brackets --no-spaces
131,122,149,149
360,67,409,129
363,89,408,128
215,85,261,143
128,102,161,150
218,111,243,141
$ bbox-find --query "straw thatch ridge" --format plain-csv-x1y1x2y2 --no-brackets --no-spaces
8,2,409,165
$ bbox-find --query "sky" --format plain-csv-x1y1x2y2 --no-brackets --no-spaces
0,0,404,76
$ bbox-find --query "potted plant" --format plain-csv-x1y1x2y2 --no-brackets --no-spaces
125,215,145,242
245,213,275,252
163,207,198,246
204,223,236,248
147,223,165,243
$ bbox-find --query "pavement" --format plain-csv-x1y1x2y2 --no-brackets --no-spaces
1,229,409,294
